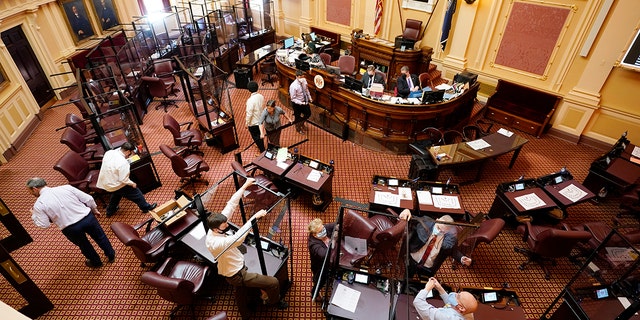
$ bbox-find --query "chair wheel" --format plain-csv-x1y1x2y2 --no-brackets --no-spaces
518,265,525,270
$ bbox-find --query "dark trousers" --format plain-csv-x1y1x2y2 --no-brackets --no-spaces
106,185,151,215
248,125,265,152
61,213,115,265
407,257,436,279
291,102,310,131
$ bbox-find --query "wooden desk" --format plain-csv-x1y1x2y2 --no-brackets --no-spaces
488,182,558,224
415,181,465,218
235,43,279,76
310,27,341,61
238,29,276,54
428,132,529,183
542,180,595,209
326,279,391,320
159,209,200,238
369,175,415,212
283,155,334,211
251,150,294,178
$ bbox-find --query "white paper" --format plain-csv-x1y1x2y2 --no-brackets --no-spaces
632,146,640,158
344,236,368,255
416,190,433,205
558,184,588,202
307,169,322,182
618,297,638,315
309,160,319,169
466,139,491,150
190,224,206,240
407,98,421,104
398,187,413,201
431,195,461,209
514,193,547,210
276,161,290,170
605,247,637,262
497,128,514,137
374,191,401,207
331,283,361,313
194,67,204,77
435,83,452,90
388,179,399,186
276,148,288,162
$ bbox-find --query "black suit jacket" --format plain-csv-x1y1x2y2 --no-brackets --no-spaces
308,223,335,276
361,72,385,89
396,73,420,98
408,217,463,275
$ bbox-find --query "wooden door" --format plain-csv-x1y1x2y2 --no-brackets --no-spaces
1,26,54,107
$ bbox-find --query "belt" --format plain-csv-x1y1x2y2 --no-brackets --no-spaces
225,265,247,279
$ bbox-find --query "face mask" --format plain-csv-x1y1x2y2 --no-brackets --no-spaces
432,226,441,236
315,227,327,238
445,292,459,307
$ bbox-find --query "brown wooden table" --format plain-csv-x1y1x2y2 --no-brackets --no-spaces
251,150,294,178
542,180,595,208
488,180,559,224
414,181,465,218
369,175,415,212
283,155,334,211
235,43,280,76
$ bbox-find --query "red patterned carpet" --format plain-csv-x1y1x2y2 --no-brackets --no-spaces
0,72,631,320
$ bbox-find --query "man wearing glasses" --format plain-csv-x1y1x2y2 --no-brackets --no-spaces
414,277,478,320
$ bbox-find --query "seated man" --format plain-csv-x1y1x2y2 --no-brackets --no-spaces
396,65,422,98
414,277,478,320
361,65,385,90
406,213,471,278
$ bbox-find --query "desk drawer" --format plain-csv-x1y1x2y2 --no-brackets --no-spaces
485,107,514,125
511,118,540,136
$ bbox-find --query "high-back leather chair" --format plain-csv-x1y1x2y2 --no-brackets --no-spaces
230,161,279,210
366,209,408,264
419,72,434,90
338,55,356,76
53,151,102,195
141,257,210,319
475,119,495,136
110,220,175,267
571,221,640,263
319,52,332,66
60,128,105,161
153,59,177,89
514,221,591,279
410,127,443,156
141,76,178,112
403,19,423,41
452,217,505,269
340,209,376,267
442,130,465,145
260,56,277,86
462,125,483,141
65,113,98,143
159,144,210,191
163,114,203,155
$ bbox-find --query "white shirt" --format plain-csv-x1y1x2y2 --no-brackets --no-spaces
245,92,265,127
96,148,134,192
205,189,253,277
31,185,96,230
289,78,311,105
413,289,466,320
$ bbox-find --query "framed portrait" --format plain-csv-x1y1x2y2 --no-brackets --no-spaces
59,0,96,44
90,0,120,32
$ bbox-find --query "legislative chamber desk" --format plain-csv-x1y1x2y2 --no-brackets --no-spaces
275,60,479,154
488,179,559,224
394,293,526,320
369,175,415,212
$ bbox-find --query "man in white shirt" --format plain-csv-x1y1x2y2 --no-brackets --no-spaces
28,177,115,268
245,81,265,153
97,142,156,217
413,277,478,320
289,70,312,134
206,178,288,313
407,214,471,278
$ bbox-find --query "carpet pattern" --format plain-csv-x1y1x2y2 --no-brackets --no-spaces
0,70,632,320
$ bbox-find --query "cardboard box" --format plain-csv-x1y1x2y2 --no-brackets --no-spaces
149,196,191,226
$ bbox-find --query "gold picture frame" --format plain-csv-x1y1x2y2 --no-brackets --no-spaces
89,0,120,33
59,0,96,44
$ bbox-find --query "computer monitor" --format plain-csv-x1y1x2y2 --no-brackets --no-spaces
326,65,341,76
283,36,295,49
295,54,310,71
421,90,445,104
193,194,207,218
309,32,317,42
344,76,363,91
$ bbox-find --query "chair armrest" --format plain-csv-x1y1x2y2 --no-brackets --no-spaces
386,208,399,217
134,218,156,233
178,121,193,130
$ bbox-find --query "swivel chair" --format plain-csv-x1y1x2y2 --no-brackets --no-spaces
462,125,483,141
366,209,408,266
141,257,211,319
402,19,423,42
59,127,104,162
141,76,178,112
159,144,210,192
418,72,434,90
260,56,277,86
319,52,332,67
409,127,443,156
153,59,178,90
162,114,204,155
110,220,175,267
514,221,591,279
570,221,640,264
442,130,465,144
65,113,98,144
339,209,376,267
53,151,102,196
338,55,357,76
452,216,505,269
230,161,279,210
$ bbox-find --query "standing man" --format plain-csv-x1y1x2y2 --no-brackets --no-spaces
97,0,118,30
245,81,266,154
206,178,288,312
361,65,385,90
28,177,115,268
396,65,421,98
413,277,478,320
407,214,471,278
97,142,156,217
289,70,312,135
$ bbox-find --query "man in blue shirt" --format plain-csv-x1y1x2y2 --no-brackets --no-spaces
413,277,478,320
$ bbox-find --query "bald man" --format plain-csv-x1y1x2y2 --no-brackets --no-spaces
413,277,478,320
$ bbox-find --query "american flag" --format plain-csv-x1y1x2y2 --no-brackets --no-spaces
374,0,383,35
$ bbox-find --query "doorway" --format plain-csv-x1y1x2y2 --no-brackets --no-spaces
1,25,54,107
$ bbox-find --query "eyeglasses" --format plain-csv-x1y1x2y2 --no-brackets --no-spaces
453,293,466,310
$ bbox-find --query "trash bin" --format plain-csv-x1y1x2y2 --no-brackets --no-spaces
234,67,252,89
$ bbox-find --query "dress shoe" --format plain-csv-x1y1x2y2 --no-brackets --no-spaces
142,203,157,213
105,206,119,217
85,259,103,268
107,254,116,263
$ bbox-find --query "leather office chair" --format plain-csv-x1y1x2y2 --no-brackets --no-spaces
65,113,98,144
339,209,376,267
514,221,591,279
53,151,102,196
338,55,357,76
418,72,434,90
110,220,175,267
153,59,178,90
570,221,640,263
319,52,332,66
462,125,483,141
141,257,210,319
403,19,423,42
230,161,279,210
163,114,204,155
452,217,505,269
366,209,408,265
409,127,443,156
442,130,465,144
59,128,104,161
260,56,277,86
159,144,210,191
141,76,178,112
